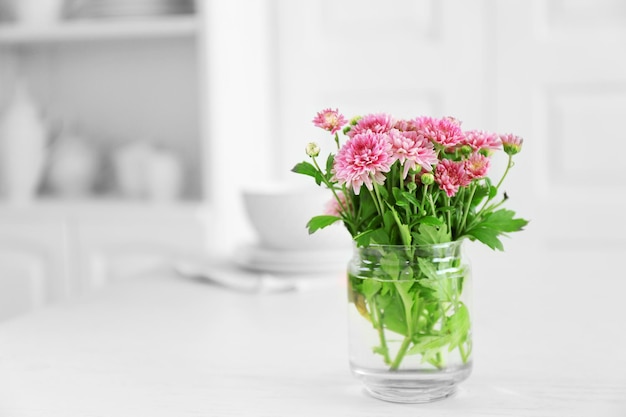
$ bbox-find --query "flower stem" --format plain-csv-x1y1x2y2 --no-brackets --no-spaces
311,156,349,214
390,336,412,370
459,344,469,364
427,193,437,217
372,182,386,218
458,183,477,235
477,154,513,215
420,184,429,215
444,195,452,234
495,154,514,191
370,297,391,365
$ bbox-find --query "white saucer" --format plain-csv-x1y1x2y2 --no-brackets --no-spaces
234,243,351,274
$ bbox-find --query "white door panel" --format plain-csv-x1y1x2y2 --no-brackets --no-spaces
275,0,491,177
495,0,626,246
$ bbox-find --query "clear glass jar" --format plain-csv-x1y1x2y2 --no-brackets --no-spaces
347,241,472,403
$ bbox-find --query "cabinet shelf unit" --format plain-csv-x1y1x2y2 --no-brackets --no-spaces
0,15,198,44
0,13,210,321
0,14,204,205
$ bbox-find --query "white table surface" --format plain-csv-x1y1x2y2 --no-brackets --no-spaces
0,258,624,417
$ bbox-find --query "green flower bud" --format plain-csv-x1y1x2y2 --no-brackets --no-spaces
407,181,417,192
500,134,523,156
305,142,320,157
420,172,435,185
460,145,472,156
411,165,423,175
503,143,522,155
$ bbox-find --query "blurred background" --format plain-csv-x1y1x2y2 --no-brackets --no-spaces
0,0,625,322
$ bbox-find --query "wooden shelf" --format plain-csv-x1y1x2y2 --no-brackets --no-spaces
0,15,198,45
0,198,208,222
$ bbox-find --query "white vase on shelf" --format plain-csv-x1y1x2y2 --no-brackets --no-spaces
44,132,100,199
113,141,183,202
11,0,65,25
0,80,48,204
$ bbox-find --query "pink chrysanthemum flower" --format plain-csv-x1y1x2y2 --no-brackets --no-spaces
393,119,419,132
324,191,350,217
434,159,471,197
465,152,490,179
312,108,348,134
413,116,466,148
387,129,438,178
347,113,395,138
463,130,501,151
332,131,393,194
499,133,523,155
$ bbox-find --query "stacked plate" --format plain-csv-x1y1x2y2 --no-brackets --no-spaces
66,0,195,19
235,243,351,275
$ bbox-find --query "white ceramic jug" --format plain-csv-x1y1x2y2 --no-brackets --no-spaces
11,0,64,25
0,81,47,203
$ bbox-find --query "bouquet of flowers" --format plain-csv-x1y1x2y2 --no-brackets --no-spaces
293,108,527,248
292,109,528,372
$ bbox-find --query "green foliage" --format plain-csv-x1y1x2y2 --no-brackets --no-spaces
294,110,528,372
464,209,529,251
291,161,323,185
347,244,472,370
481,209,529,233
412,224,450,246
306,215,341,234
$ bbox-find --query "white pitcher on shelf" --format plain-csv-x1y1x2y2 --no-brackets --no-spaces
0,80,48,204
113,140,183,202
10,0,65,25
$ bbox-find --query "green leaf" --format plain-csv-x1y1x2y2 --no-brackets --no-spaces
306,215,341,234
394,280,415,318
392,187,404,204
380,299,408,336
446,303,471,352
391,188,420,209
418,279,452,302
470,185,489,207
406,335,451,356
356,190,378,220
380,251,401,280
378,287,394,303
482,209,529,233
325,153,335,175
412,223,450,246
354,228,391,246
291,161,317,177
361,279,382,299
291,161,323,185
387,205,412,246
353,230,374,246
402,191,421,207
395,199,409,208
463,209,528,250
417,216,444,227
417,258,439,281
465,226,504,251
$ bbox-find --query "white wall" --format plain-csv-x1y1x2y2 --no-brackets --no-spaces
268,0,626,279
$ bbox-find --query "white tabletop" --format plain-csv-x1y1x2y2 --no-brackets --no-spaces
0,259,624,417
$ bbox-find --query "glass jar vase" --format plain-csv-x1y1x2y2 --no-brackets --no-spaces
347,241,472,403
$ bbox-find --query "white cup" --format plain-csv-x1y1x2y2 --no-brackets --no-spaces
242,182,351,251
